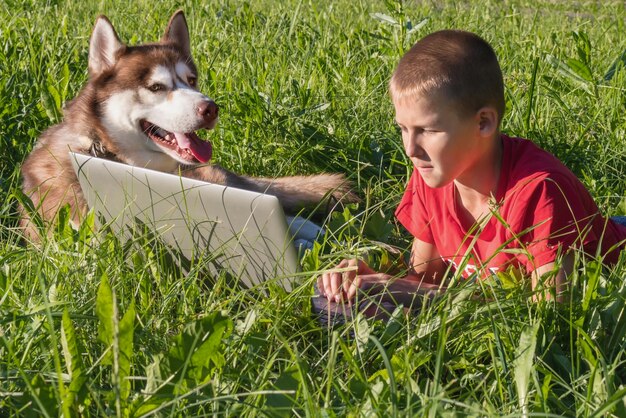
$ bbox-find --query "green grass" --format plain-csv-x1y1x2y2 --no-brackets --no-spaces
1,0,626,416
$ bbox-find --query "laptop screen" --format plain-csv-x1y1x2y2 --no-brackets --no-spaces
70,152,300,291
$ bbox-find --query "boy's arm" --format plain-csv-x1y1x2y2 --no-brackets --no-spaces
406,237,447,285
532,252,574,302
317,238,447,303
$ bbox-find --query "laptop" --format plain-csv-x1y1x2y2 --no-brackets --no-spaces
69,152,301,291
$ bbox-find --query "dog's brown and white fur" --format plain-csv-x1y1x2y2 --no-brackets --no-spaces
20,10,355,240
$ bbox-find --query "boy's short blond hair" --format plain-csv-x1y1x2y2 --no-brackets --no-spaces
390,30,505,124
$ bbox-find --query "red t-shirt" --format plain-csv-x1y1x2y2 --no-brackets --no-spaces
395,135,626,276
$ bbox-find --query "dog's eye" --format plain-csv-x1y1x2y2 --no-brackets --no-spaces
188,77,197,87
148,83,166,92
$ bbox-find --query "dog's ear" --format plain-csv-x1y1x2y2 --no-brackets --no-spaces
163,10,191,58
88,15,124,77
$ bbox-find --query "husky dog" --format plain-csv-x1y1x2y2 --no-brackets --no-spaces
20,10,355,240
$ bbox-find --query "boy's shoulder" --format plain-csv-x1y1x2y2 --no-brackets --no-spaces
501,134,576,184
499,134,591,202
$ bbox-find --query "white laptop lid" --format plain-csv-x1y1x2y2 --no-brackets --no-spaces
69,152,300,291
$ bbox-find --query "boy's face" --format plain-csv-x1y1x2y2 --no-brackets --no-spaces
393,93,492,189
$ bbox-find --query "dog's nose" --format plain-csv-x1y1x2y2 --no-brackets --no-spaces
198,100,219,121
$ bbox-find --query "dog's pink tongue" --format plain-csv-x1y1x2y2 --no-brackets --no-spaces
173,132,212,163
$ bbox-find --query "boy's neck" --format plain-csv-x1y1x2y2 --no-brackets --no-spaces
453,133,503,223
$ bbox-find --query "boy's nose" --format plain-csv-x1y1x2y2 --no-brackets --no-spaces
404,139,424,158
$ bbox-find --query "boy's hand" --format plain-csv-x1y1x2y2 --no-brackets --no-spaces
317,259,388,303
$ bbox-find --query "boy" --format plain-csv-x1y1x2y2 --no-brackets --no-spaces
318,30,626,305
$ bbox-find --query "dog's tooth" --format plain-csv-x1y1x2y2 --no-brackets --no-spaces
164,132,175,143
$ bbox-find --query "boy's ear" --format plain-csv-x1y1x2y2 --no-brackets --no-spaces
476,107,499,137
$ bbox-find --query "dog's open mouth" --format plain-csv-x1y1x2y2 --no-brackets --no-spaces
140,120,212,163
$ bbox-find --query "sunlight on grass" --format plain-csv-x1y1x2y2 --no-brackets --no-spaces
1,0,625,416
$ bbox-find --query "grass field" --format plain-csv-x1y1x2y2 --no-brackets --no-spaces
1,0,626,416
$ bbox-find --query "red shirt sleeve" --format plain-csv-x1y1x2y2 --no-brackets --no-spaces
395,169,435,244
512,174,600,271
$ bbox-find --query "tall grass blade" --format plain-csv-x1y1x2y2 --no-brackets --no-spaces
95,273,114,365
589,386,626,418
368,334,398,417
513,322,539,417
604,48,626,81
545,54,594,95
118,301,134,402
60,308,87,412
371,13,399,26
524,57,539,132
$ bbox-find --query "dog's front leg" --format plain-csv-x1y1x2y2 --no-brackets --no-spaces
181,164,358,214
181,164,265,193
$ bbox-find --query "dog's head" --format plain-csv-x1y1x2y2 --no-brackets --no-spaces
87,11,216,169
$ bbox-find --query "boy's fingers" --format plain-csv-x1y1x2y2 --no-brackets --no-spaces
317,276,326,297
317,259,361,302
319,273,333,299
327,259,347,302
347,259,359,272
330,272,343,302
345,274,361,301
320,271,335,299
324,273,335,300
